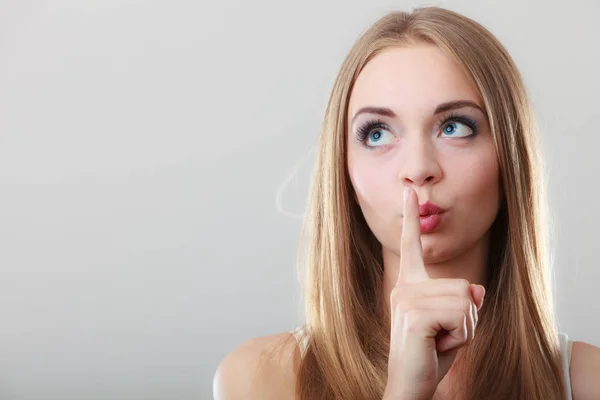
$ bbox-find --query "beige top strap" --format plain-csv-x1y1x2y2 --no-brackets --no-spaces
568,340,574,365
559,333,573,400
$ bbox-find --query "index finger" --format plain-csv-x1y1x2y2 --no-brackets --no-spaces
396,186,429,285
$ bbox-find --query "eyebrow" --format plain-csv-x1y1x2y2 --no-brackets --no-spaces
350,100,487,125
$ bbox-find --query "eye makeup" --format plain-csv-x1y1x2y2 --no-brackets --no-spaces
353,112,481,150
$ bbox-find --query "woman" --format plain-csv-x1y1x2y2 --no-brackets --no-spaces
214,6,600,399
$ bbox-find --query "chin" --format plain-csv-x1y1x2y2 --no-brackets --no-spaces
420,230,469,262
421,239,454,264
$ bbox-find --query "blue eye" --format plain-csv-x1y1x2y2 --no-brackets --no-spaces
442,122,473,137
366,129,394,147
355,120,395,149
439,115,479,138
365,128,394,147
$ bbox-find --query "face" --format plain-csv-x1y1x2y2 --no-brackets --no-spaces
347,44,501,264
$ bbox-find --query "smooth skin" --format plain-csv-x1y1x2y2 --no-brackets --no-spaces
382,186,485,399
213,45,600,399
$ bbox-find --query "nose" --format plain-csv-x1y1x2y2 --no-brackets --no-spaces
398,137,442,187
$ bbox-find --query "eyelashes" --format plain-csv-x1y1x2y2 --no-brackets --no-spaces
439,113,480,136
355,119,389,143
354,112,480,149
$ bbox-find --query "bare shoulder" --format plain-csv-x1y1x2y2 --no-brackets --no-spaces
570,340,600,400
213,331,300,400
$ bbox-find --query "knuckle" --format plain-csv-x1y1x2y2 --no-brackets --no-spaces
455,311,468,335
457,279,471,295
460,298,472,315
460,323,469,341
452,309,465,323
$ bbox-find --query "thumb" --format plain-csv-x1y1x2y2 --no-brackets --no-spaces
470,284,486,310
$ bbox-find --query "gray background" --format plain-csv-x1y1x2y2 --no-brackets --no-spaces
0,0,598,399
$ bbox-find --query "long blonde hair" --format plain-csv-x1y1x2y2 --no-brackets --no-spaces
293,6,565,400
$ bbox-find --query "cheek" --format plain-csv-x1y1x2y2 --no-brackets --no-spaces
458,154,500,202
445,150,501,232
348,152,404,243
348,155,394,208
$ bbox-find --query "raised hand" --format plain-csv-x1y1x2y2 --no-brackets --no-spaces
383,187,485,400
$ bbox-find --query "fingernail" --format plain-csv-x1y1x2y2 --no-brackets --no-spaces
403,187,409,202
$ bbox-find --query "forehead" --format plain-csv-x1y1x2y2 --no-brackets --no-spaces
348,44,482,118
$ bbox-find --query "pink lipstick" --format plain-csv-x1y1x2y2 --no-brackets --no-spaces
418,201,446,233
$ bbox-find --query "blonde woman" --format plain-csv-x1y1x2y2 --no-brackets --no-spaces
214,6,600,400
